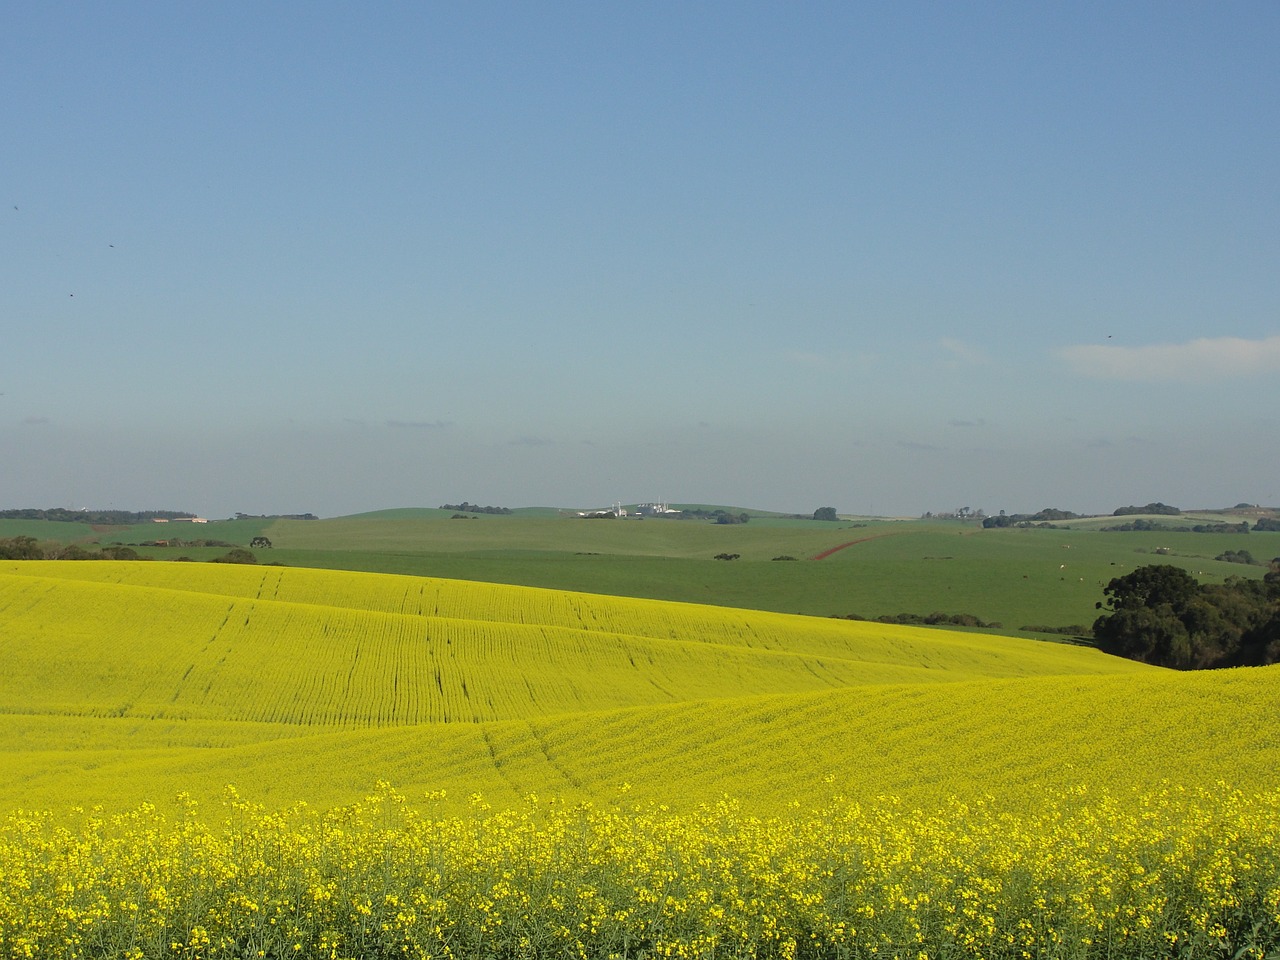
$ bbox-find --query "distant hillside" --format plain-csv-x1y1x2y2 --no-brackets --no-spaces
0,507,195,524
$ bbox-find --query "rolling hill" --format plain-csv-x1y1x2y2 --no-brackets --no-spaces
2,560,1275,817
4,560,1279,959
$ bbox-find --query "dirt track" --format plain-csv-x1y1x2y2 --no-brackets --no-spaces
809,533,894,560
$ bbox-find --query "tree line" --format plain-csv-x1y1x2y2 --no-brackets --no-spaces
835,611,1002,629
0,536,141,561
1113,502,1181,516
0,536,263,565
983,508,1082,528
0,508,195,524
234,512,318,521
1099,519,1266,533
1093,562,1280,669
666,508,750,524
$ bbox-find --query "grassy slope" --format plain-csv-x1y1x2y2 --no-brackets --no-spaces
265,513,861,557
8,561,1279,820
263,521,1276,630
0,519,97,540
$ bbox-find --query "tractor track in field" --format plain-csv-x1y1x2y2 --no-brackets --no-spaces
809,533,898,561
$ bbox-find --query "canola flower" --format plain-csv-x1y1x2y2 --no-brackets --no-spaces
2,782,1277,960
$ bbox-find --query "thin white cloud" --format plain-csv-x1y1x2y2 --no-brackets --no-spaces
937,338,989,365
1059,335,1280,382
784,350,878,370
1086,435,1147,449
386,419,453,430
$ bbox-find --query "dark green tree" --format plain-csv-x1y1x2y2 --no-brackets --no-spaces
0,536,45,560
55,544,96,560
1113,502,1181,516
1094,565,1199,667
211,548,258,564
1097,564,1200,614
1267,558,1280,592
100,546,139,560
1093,564,1280,668
813,507,839,521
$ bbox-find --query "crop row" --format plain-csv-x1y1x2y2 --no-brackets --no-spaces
3,662,1277,820
5,573,966,730
0,563,1149,698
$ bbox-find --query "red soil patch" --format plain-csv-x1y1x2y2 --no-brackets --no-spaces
809,534,894,561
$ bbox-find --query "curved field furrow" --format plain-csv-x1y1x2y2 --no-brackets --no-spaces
1,568,1152,734
0,666,1274,817
1,561,1149,673
0,559,1198,819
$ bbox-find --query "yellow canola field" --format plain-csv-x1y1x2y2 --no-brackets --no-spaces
0,562,1275,817
2,562,1280,958
0,569,1105,733
4,666,1278,815
3,783,1278,960
1,560,1151,677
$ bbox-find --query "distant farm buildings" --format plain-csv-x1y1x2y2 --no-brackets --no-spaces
577,502,627,518
576,501,683,519
634,502,680,516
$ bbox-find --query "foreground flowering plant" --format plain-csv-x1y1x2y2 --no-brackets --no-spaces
2,782,1278,960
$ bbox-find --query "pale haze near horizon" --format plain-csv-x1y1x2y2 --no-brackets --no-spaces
3,3,1278,519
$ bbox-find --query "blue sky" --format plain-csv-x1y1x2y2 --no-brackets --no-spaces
3,2,1278,517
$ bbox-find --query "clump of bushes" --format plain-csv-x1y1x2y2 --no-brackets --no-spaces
1020,624,1093,637
1217,549,1258,565
835,612,1001,629
211,549,258,565
0,537,145,562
